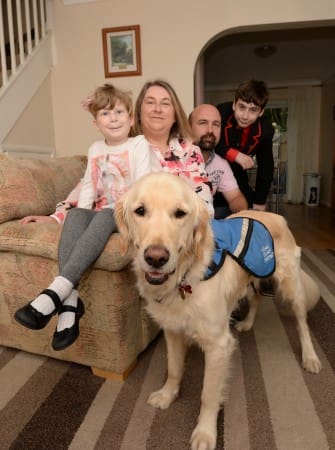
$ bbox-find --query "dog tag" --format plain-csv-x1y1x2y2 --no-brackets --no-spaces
179,286,186,299
179,284,192,299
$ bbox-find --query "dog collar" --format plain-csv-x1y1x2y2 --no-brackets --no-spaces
179,272,192,299
152,272,192,303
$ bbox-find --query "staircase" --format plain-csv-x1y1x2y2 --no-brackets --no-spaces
0,0,53,147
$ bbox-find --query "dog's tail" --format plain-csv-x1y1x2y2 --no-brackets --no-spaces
300,269,320,312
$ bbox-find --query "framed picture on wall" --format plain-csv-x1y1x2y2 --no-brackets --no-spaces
102,25,142,77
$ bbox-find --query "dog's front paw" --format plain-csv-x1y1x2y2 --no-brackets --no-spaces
303,355,322,374
190,425,216,450
147,388,177,410
234,319,253,332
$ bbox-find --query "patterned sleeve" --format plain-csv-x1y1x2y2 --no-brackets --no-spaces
150,139,214,217
50,181,82,224
188,144,214,217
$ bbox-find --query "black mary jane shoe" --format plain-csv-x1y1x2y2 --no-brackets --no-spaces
52,298,85,351
14,289,62,330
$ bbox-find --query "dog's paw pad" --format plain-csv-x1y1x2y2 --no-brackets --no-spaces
303,357,322,374
147,389,175,409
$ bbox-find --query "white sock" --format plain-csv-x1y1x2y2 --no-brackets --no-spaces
56,289,79,332
30,276,73,315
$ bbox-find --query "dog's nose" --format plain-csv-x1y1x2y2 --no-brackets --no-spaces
144,245,170,268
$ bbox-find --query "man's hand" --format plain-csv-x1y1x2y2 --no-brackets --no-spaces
235,152,255,170
252,203,266,211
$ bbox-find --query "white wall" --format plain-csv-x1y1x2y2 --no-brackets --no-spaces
50,0,335,157
4,76,55,156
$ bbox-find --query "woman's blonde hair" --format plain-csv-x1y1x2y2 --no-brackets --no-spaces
133,79,192,141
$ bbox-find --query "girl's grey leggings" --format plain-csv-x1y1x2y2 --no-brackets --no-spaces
58,207,116,286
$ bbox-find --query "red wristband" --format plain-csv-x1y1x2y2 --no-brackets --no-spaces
226,148,239,163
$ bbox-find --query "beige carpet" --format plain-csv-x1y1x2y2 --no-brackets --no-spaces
0,249,334,450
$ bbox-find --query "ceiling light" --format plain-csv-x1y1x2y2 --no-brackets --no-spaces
254,44,277,58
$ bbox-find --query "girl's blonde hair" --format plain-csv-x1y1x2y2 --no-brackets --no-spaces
87,84,133,118
133,79,192,141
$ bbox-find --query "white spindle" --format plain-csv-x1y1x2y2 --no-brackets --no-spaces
0,0,48,92
0,3,8,87
32,0,39,46
24,0,32,54
40,0,46,37
6,0,17,75
16,0,25,65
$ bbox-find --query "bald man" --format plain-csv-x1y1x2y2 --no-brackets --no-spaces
190,104,248,219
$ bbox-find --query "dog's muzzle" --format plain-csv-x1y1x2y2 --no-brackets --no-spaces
143,245,174,285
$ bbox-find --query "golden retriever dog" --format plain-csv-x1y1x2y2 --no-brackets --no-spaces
114,172,321,450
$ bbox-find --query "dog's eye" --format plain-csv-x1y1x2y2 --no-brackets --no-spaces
175,209,187,219
134,206,146,216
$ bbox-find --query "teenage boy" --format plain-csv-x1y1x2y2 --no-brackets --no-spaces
215,79,274,211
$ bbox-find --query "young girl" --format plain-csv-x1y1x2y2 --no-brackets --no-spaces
15,84,152,351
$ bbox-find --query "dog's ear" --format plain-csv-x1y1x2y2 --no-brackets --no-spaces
193,202,213,261
114,197,131,256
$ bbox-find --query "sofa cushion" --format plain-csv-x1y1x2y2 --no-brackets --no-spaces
0,221,131,271
0,155,87,224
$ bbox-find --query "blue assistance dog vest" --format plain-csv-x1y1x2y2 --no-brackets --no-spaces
204,217,275,280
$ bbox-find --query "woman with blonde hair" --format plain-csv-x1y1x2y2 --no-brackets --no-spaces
134,79,213,215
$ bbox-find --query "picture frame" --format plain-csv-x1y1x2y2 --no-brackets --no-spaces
102,25,142,78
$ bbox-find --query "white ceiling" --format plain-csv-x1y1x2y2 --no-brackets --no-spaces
204,26,335,90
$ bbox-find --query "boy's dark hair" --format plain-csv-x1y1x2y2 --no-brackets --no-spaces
234,80,269,110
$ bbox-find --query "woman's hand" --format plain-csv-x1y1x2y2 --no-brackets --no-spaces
19,215,58,224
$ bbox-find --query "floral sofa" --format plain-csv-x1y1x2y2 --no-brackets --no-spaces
0,154,158,379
